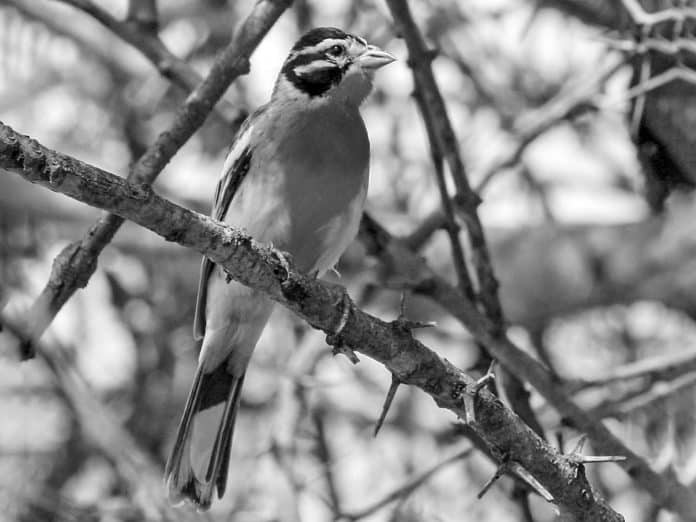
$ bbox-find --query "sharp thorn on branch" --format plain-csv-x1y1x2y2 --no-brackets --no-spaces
330,343,360,365
565,434,626,465
570,435,588,456
374,373,401,437
477,458,510,499
509,461,554,502
392,291,436,332
473,360,497,394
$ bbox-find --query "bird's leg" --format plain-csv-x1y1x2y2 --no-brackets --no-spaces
326,290,360,364
270,248,292,281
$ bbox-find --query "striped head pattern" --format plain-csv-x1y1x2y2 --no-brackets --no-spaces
274,27,395,103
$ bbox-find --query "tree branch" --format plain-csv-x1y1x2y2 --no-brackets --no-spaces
357,214,696,520
24,0,291,347
1,122,623,521
384,1,547,477
385,0,503,327
52,0,239,119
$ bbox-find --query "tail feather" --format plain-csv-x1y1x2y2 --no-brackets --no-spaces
165,362,245,510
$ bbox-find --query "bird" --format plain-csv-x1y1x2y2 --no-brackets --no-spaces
164,27,395,510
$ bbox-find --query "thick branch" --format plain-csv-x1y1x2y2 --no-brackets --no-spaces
26,0,290,343
1,122,622,521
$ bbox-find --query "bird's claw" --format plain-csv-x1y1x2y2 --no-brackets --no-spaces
271,249,292,280
326,291,359,364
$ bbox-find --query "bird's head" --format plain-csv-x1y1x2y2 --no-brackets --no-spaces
273,27,395,106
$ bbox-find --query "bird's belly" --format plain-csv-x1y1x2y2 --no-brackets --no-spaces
288,179,367,275
225,162,368,275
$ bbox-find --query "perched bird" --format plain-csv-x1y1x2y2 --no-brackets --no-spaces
164,27,395,509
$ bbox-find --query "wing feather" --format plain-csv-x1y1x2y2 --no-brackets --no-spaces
193,108,264,340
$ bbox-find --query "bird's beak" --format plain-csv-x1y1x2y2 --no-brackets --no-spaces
357,44,396,70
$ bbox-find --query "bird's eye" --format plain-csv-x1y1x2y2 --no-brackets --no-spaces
326,45,344,58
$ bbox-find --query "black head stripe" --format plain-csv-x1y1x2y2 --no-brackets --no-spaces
282,59,344,97
291,27,349,51
282,27,356,97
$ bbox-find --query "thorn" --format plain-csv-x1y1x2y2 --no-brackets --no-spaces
374,374,401,437
565,435,626,465
576,455,627,463
478,458,554,503
508,461,554,502
330,343,360,364
473,360,497,394
464,361,497,425
570,435,587,456
477,458,509,499
392,291,437,331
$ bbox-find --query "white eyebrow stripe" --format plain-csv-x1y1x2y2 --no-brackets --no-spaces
293,38,349,56
293,60,337,75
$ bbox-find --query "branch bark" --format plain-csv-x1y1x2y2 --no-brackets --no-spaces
358,214,696,520
1,122,623,521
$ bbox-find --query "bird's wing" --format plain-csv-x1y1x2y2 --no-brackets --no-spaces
193,107,265,340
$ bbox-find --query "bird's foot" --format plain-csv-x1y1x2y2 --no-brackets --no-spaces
326,290,359,364
271,249,292,280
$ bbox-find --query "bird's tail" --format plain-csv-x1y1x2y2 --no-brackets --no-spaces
164,361,245,511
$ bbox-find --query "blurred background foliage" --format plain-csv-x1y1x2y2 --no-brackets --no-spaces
2,0,696,520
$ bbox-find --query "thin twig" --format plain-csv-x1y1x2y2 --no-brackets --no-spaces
312,411,343,514
386,0,504,328
592,373,696,421
338,448,473,521
412,88,475,301
620,0,696,27
567,347,696,393
52,0,239,121
476,58,624,193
